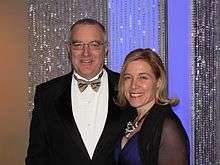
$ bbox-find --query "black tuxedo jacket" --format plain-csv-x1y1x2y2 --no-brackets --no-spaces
26,68,135,165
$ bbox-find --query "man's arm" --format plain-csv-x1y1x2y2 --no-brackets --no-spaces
25,86,49,165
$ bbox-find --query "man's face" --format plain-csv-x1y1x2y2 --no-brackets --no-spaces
67,24,107,79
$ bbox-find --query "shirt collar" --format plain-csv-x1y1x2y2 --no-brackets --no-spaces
73,69,104,81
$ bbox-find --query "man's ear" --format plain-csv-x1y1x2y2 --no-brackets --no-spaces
104,42,109,56
64,42,72,61
65,41,71,54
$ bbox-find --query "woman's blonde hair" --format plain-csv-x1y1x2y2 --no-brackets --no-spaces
117,48,179,107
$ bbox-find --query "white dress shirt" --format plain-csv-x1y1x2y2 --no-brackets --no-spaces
71,69,109,159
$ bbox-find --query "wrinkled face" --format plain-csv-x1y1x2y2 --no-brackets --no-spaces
123,60,159,110
67,24,107,79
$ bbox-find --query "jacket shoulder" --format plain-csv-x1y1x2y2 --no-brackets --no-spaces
105,67,119,78
36,72,72,93
105,67,120,87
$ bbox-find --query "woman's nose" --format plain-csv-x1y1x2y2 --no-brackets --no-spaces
131,79,138,89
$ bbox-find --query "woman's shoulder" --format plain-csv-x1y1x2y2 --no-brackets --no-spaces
143,104,184,133
153,104,180,120
156,104,188,140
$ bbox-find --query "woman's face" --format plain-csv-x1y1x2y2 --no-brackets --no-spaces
123,59,159,110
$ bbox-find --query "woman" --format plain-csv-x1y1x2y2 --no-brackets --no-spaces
115,48,189,165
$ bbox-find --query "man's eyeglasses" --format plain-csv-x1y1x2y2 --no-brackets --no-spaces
70,41,106,50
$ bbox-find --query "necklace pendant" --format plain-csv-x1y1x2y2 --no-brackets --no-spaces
125,121,138,138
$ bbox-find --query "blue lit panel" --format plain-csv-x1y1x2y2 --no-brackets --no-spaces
108,0,159,72
168,0,191,162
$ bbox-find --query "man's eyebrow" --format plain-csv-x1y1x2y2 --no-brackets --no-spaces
71,40,103,43
71,40,82,43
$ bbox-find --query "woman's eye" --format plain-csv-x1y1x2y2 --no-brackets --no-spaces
140,76,148,80
124,76,131,80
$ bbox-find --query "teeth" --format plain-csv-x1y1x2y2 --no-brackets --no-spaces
81,60,92,63
130,93,142,97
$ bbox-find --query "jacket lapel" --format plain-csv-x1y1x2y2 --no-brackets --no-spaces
54,73,90,160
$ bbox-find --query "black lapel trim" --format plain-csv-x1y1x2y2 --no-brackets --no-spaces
92,68,125,161
54,73,90,160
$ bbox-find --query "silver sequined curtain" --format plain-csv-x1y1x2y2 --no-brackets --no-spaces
192,0,220,164
27,0,107,110
216,0,220,163
158,0,168,67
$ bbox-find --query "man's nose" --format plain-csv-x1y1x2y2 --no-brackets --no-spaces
82,44,90,56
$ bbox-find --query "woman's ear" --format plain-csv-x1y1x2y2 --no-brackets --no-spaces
156,78,162,88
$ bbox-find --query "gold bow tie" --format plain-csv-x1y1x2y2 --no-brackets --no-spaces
74,72,103,92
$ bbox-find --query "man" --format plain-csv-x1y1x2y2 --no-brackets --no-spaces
26,19,134,165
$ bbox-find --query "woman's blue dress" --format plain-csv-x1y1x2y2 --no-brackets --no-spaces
114,133,143,165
